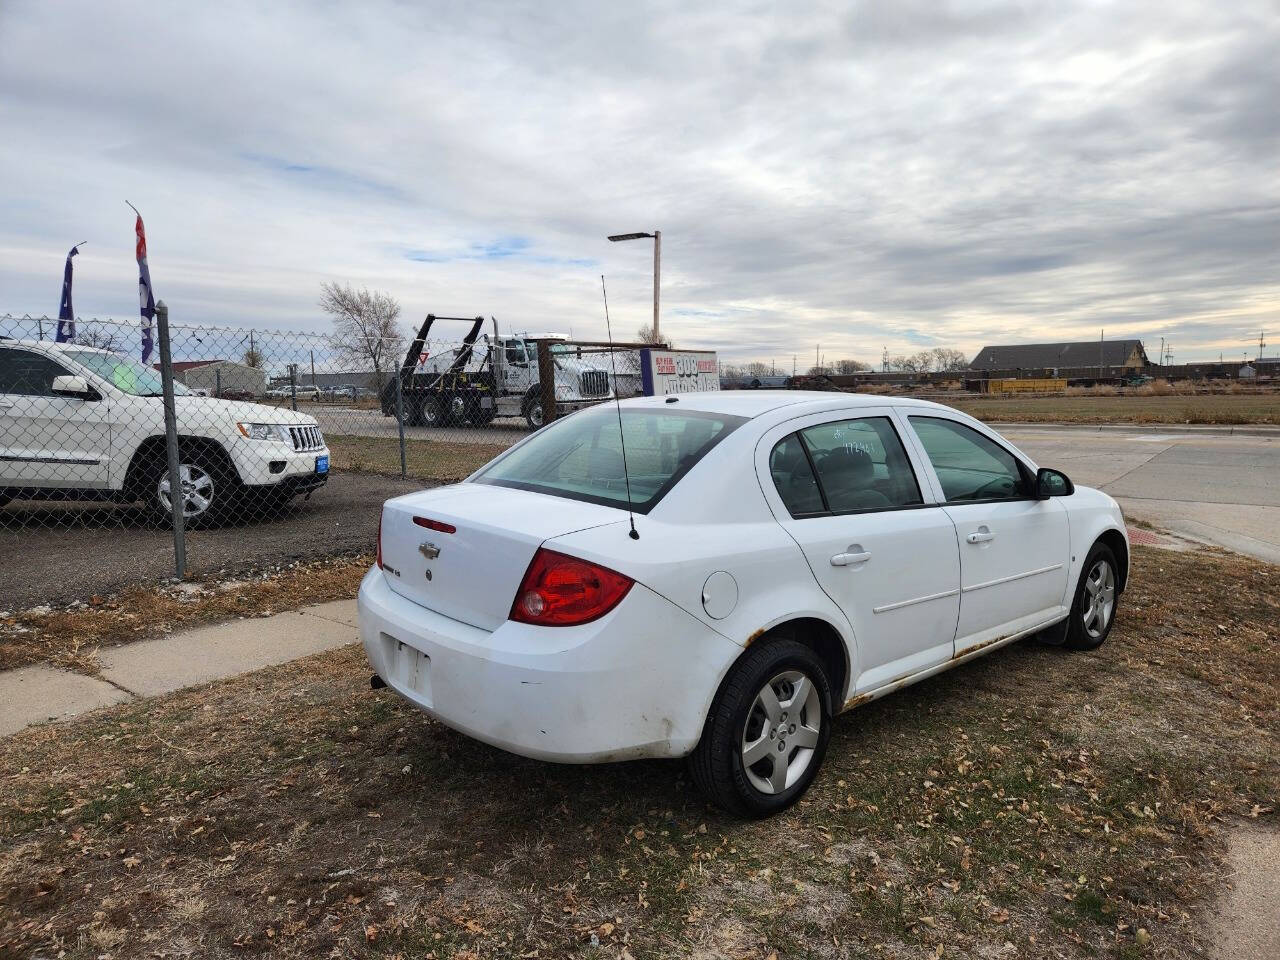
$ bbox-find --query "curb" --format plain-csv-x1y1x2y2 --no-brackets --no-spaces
991,421,1280,437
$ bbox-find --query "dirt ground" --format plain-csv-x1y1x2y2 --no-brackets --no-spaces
0,545,1276,959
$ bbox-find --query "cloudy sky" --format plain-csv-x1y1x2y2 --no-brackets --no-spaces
1,0,1276,366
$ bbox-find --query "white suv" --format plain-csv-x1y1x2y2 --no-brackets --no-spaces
0,339,330,524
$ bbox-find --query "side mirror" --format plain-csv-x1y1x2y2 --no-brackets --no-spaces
1036,467,1074,499
51,375,96,399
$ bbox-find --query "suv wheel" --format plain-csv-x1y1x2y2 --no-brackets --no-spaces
689,639,833,818
147,452,232,527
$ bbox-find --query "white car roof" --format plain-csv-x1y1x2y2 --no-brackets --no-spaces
620,390,955,419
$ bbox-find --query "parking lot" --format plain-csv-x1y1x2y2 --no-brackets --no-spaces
3,421,1275,612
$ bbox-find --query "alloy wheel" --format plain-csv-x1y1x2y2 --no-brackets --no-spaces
1081,559,1116,639
741,670,822,795
157,464,215,519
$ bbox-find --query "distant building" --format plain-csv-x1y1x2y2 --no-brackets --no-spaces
969,340,1148,372
159,359,267,397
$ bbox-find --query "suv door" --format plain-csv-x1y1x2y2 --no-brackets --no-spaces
0,346,112,489
904,415,1070,654
758,410,961,695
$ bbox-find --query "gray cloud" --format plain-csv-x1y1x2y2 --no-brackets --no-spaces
0,0,1275,364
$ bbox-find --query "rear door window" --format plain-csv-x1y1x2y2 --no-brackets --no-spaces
769,416,923,517
474,405,745,513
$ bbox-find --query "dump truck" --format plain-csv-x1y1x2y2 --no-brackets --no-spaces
379,315,624,430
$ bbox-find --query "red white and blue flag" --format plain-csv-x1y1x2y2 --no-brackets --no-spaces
132,207,156,363
55,242,85,343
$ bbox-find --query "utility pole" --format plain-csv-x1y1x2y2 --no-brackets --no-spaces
1159,337,1165,369
310,349,316,386
1099,329,1104,381
1260,329,1266,361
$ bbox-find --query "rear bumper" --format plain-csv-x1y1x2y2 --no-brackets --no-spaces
357,567,740,763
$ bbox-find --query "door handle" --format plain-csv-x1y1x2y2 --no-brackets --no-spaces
831,551,872,566
966,531,994,544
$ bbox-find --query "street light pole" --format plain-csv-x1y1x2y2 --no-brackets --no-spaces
651,230,660,345
608,230,661,344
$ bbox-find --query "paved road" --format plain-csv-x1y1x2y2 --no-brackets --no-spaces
1002,426,1279,564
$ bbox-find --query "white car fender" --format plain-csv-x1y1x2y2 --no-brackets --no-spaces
1058,486,1130,598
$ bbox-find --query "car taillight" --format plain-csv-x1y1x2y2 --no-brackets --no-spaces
376,512,383,569
510,548,634,627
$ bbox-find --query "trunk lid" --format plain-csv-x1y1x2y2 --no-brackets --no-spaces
379,483,625,630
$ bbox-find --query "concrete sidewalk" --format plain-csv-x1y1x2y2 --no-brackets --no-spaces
0,599,359,737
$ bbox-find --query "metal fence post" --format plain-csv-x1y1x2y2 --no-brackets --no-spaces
536,339,557,426
289,363,298,412
394,372,407,478
154,300,186,579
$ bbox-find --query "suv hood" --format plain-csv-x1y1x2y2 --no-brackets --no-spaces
170,395,319,427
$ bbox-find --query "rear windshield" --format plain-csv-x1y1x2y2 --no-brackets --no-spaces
472,405,746,513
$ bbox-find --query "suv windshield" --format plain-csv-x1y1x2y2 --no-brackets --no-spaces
62,349,189,397
473,405,745,512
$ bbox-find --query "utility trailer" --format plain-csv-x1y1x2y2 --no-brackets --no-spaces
380,314,621,430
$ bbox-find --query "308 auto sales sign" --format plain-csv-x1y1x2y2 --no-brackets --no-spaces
640,349,720,395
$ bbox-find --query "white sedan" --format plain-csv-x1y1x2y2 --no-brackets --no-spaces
359,392,1126,816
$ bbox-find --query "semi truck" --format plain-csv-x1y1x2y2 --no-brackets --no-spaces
379,315,628,430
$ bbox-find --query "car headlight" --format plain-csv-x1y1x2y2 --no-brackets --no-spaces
236,422,289,442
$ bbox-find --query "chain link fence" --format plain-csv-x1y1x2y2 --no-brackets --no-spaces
0,312,644,591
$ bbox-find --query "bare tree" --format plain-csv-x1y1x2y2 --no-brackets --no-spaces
930,347,969,372
73,328,121,352
719,362,744,379
635,324,672,348
320,282,404,389
242,345,265,369
834,358,870,374
746,361,772,377
807,364,832,376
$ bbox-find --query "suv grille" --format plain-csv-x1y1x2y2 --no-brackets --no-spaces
579,370,610,397
289,425,324,451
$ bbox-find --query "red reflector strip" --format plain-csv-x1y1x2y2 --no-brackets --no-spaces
413,516,456,534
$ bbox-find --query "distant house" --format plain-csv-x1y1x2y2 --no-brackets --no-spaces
157,359,267,397
969,340,1148,372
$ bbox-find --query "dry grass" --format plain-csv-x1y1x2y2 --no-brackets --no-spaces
0,555,371,674
0,546,1276,959
327,435,508,483
939,392,1277,425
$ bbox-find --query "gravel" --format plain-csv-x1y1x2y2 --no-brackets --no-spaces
0,471,428,608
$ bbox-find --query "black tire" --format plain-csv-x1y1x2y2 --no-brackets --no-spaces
143,449,237,529
524,398,545,431
1062,542,1120,651
689,639,834,818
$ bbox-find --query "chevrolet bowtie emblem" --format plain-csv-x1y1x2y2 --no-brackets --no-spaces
419,541,440,560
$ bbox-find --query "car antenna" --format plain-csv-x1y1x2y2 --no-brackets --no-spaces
601,274,639,540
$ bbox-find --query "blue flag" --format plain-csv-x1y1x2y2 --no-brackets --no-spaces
133,211,156,363
55,243,84,343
